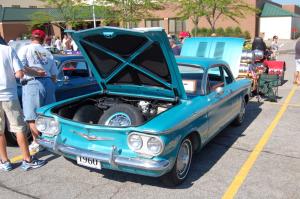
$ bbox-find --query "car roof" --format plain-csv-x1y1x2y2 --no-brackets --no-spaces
53,54,84,61
176,56,228,69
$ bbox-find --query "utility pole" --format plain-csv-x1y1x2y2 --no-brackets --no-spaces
92,0,96,28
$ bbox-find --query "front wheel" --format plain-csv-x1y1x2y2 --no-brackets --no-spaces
161,138,193,187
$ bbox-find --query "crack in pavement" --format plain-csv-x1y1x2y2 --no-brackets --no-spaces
109,186,122,199
0,182,39,199
211,142,300,160
74,184,98,199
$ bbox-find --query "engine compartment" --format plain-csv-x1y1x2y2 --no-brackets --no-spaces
52,94,175,126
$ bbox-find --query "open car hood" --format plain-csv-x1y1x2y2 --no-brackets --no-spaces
180,37,244,78
67,27,186,101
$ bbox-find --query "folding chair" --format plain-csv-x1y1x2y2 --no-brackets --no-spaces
257,74,280,102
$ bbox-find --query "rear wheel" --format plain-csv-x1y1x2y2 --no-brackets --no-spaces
232,98,246,126
161,138,193,187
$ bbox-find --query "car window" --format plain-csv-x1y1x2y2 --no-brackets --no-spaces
222,67,233,85
62,61,89,77
179,64,204,95
207,66,224,94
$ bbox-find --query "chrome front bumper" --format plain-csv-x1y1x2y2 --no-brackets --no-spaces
37,138,170,172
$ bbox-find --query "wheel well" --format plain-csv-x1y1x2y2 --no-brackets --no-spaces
244,94,249,104
188,131,201,152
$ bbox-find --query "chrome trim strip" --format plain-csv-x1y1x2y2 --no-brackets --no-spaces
72,130,115,141
157,84,250,135
37,138,169,171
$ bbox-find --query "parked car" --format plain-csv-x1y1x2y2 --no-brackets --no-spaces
5,54,100,145
36,27,251,186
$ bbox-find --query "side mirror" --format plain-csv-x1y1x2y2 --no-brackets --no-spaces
215,87,224,96
57,76,70,85
63,76,70,82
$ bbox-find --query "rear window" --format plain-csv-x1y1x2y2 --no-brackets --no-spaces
179,64,204,95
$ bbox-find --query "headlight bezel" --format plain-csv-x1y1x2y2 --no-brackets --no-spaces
127,132,164,156
128,134,143,150
36,115,60,137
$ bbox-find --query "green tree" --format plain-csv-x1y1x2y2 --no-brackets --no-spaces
33,0,110,29
35,0,87,29
176,0,206,36
99,0,164,28
203,0,258,33
176,0,258,34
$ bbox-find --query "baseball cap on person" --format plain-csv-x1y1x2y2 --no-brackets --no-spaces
31,29,46,39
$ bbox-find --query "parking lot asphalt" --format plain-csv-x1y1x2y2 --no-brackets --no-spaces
1,52,300,199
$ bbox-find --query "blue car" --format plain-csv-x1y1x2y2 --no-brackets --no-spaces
36,27,251,186
5,54,100,145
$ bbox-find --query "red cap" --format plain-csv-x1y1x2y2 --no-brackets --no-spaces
31,29,46,39
179,31,191,38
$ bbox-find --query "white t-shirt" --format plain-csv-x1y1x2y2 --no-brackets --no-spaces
55,39,62,51
71,40,78,51
18,43,58,79
0,44,23,101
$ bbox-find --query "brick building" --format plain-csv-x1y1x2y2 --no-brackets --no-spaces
0,0,299,41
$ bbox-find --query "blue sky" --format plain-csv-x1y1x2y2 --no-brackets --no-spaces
272,0,300,5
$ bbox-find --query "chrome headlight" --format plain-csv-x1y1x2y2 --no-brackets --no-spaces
127,133,164,156
147,137,163,155
36,116,60,137
128,134,143,150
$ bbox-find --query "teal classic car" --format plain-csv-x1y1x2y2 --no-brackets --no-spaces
36,27,251,186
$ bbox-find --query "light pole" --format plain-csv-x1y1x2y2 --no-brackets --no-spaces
92,0,96,28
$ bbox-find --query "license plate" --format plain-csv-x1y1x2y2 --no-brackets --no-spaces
76,156,101,170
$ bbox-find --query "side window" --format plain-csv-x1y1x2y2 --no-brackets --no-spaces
62,61,89,77
207,66,224,94
223,67,233,85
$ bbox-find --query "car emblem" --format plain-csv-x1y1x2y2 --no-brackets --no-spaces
72,130,114,141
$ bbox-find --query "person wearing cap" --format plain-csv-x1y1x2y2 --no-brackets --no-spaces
0,43,46,171
169,38,181,56
178,31,191,44
18,29,58,152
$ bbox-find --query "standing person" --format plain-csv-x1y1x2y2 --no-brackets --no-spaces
54,36,62,51
70,38,78,51
169,38,181,56
0,43,46,171
294,38,300,85
270,35,283,60
18,29,58,152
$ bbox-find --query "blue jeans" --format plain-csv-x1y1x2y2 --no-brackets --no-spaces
22,78,56,121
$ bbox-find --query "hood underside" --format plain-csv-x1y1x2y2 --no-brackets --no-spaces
67,27,186,101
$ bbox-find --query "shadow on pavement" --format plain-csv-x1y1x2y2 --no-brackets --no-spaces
96,101,263,188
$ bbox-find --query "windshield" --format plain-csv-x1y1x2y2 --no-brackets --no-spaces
178,64,204,95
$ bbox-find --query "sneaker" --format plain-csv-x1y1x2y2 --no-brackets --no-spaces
20,156,46,171
29,141,45,152
0,160,13,171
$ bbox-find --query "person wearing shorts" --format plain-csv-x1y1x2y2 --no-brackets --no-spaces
0,43,45,171
18,29,58,152
294,38,300,85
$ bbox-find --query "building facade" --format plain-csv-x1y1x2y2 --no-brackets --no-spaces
0,0,299,41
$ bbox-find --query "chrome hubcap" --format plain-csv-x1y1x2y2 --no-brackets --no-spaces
105,112,131,126
176,141,191,179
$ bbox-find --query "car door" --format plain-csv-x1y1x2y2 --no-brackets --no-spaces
206,65,233,138
55,59,99,101
222,66,241,118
